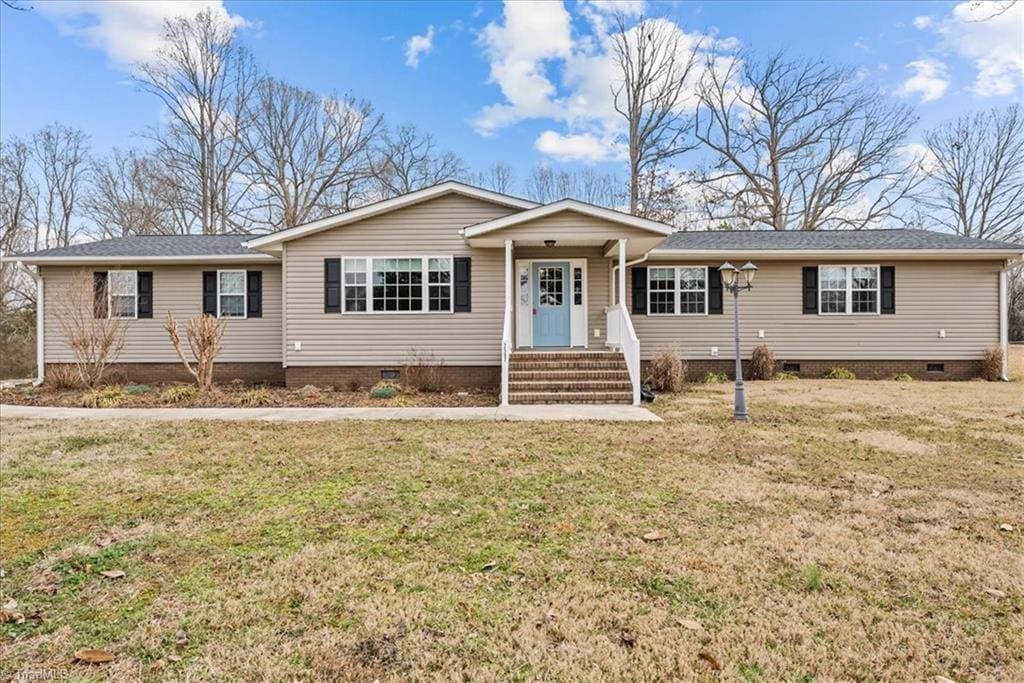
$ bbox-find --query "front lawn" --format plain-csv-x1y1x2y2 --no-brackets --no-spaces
1,380,1022,681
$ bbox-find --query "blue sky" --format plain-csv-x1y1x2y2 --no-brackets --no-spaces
1,0,1021,181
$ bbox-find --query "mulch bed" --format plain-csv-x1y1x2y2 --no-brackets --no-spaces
0,383,499,409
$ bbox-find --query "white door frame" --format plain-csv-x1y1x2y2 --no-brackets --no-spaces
515,258,588,349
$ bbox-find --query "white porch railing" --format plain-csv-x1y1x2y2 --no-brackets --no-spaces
606,303,641,406
500,300,512,406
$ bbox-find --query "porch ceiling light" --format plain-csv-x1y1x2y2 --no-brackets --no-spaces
718,261,737,287
740,261,758,286
544,240,556,248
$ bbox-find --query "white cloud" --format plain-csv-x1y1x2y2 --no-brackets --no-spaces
474,1,737,162
912,15,933,30
36,1,249,67
535,130,626,162
404,24,435,68
941,1,1024,97
898,142,940,174
896,58,950,102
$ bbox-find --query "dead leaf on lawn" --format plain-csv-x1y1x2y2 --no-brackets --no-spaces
168,654,182,663
0,610,26,624
677,618,702,631
99,570,125,579
2,598,16,611
480,560,498,572
698,651,721,670
998,523,1014,532
95,536,113,548
641,530,668,542
74,649,115,664
983,587,1007,599
933,677,956,683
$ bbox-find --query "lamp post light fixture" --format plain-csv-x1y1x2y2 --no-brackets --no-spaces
718,261,758,421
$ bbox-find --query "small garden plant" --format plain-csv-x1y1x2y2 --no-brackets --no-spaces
980,346,1003,381
773,371,799,380
81,386,128,408
749,345,776,380
238,387,274,407
369,381,399,399
703,371,730,384
891,372,914,382
823,367,856,380
124,383,152,395
159,384,198,404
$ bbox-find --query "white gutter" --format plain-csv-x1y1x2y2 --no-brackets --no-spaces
4,254,278,266
998,258,1021,382
31,265,44,386
609,252,650,307
649,248,1024,260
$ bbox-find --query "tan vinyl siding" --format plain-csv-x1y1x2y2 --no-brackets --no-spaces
492,210,661,243
630,259,1001,360
41,264,282,363
513,246,610,345
284,193,519,366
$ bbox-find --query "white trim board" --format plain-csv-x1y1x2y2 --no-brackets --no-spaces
463,199,673,238
247,182,538,251
515,258,588,349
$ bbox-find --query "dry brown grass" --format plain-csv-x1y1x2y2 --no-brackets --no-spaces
2,380,1022,681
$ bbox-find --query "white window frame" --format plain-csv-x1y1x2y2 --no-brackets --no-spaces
818,264,880,316
108,269,138,320
647,265,708,316
340,255,454,315
217,269,248,319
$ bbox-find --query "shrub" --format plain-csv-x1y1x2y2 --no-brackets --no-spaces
645,350,685,392
823,367,856,380
159,384,198,404
47,365,82,390
773,371,799,381
54,270,127,388
891,372,914,382
164,312,226,391
81,386,127,408
749,345,776,380
703,371,730,384
403,350,448,393
980,346,1003,381
369,381,398,399
124,383,152,395
238,387,274,407
346,379,362,392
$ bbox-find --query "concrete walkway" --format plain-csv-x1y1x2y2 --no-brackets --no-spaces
1,403,662,423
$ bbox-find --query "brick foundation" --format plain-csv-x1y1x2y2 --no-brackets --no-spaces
643,358,985,381
47,362,285,386
285,365,500,390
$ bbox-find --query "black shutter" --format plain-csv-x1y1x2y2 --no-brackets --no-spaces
202,271,217,316
708,268,723,314
246,270,263,318
631,266,647,315
880,266,895,314
453,257,471,312
137,271,153,319
93,271,108,318
324,259,341,313
802,266,818,314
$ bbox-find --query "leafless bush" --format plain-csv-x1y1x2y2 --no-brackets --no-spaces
403,350,449,393
980,346,1004,381
646,350,685,392
749,345,776,380
46,364,81,390
164,311,226,391
54,270,126,388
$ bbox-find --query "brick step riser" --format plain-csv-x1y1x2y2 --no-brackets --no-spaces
510,362,628,371
510,371,631,381
512,399,633,405
511,353,624,361
509,381,632,392
509,392,633,403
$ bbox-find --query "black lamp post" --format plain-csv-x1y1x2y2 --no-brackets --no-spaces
718,261,758,421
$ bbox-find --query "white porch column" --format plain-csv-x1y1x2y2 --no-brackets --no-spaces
618,238,627,308
504,239,513,314
33,266,44,386
999,265,1008,381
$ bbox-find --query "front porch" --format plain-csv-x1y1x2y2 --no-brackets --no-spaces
461,200,672,406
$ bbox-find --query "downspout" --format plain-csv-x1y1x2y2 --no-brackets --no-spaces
999,257,1020,382
31,265,45,386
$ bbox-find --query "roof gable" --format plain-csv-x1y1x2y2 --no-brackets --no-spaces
246,181,538,251
461,199,673,238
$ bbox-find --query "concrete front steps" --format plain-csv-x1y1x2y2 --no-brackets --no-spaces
508,350,633,404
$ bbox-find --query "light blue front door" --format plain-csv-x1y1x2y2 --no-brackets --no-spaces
532,262,571,347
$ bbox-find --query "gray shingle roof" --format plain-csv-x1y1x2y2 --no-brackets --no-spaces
656,228,1023,252
15,234,255,258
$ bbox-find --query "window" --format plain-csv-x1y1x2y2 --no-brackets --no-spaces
109,270,137,319
819,265,879,315
218,270,246,318
343,258,367,312
573,267,583,306
648,266,707,315
927,363,945,373
783,362,801,373
341,256,453,313
537,266,564,306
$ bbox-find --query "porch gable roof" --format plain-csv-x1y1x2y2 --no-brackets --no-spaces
460,199,673,239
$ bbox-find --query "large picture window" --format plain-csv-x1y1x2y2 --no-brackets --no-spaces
108,270,138,319
819,265,879,315
218,270,247,318
341,256,453,313
648,266,707,315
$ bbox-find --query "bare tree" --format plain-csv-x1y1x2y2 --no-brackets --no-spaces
32,124,90,247
1,138,38,307
85,149,176,237
371,124,467,197
474,162,516,194
923,105,1023,242
241,79,382,229
523,165,624,208
610,13,702,217
695,52,921,230
54,270,127,387
136,8,258,234
164,311,226,391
